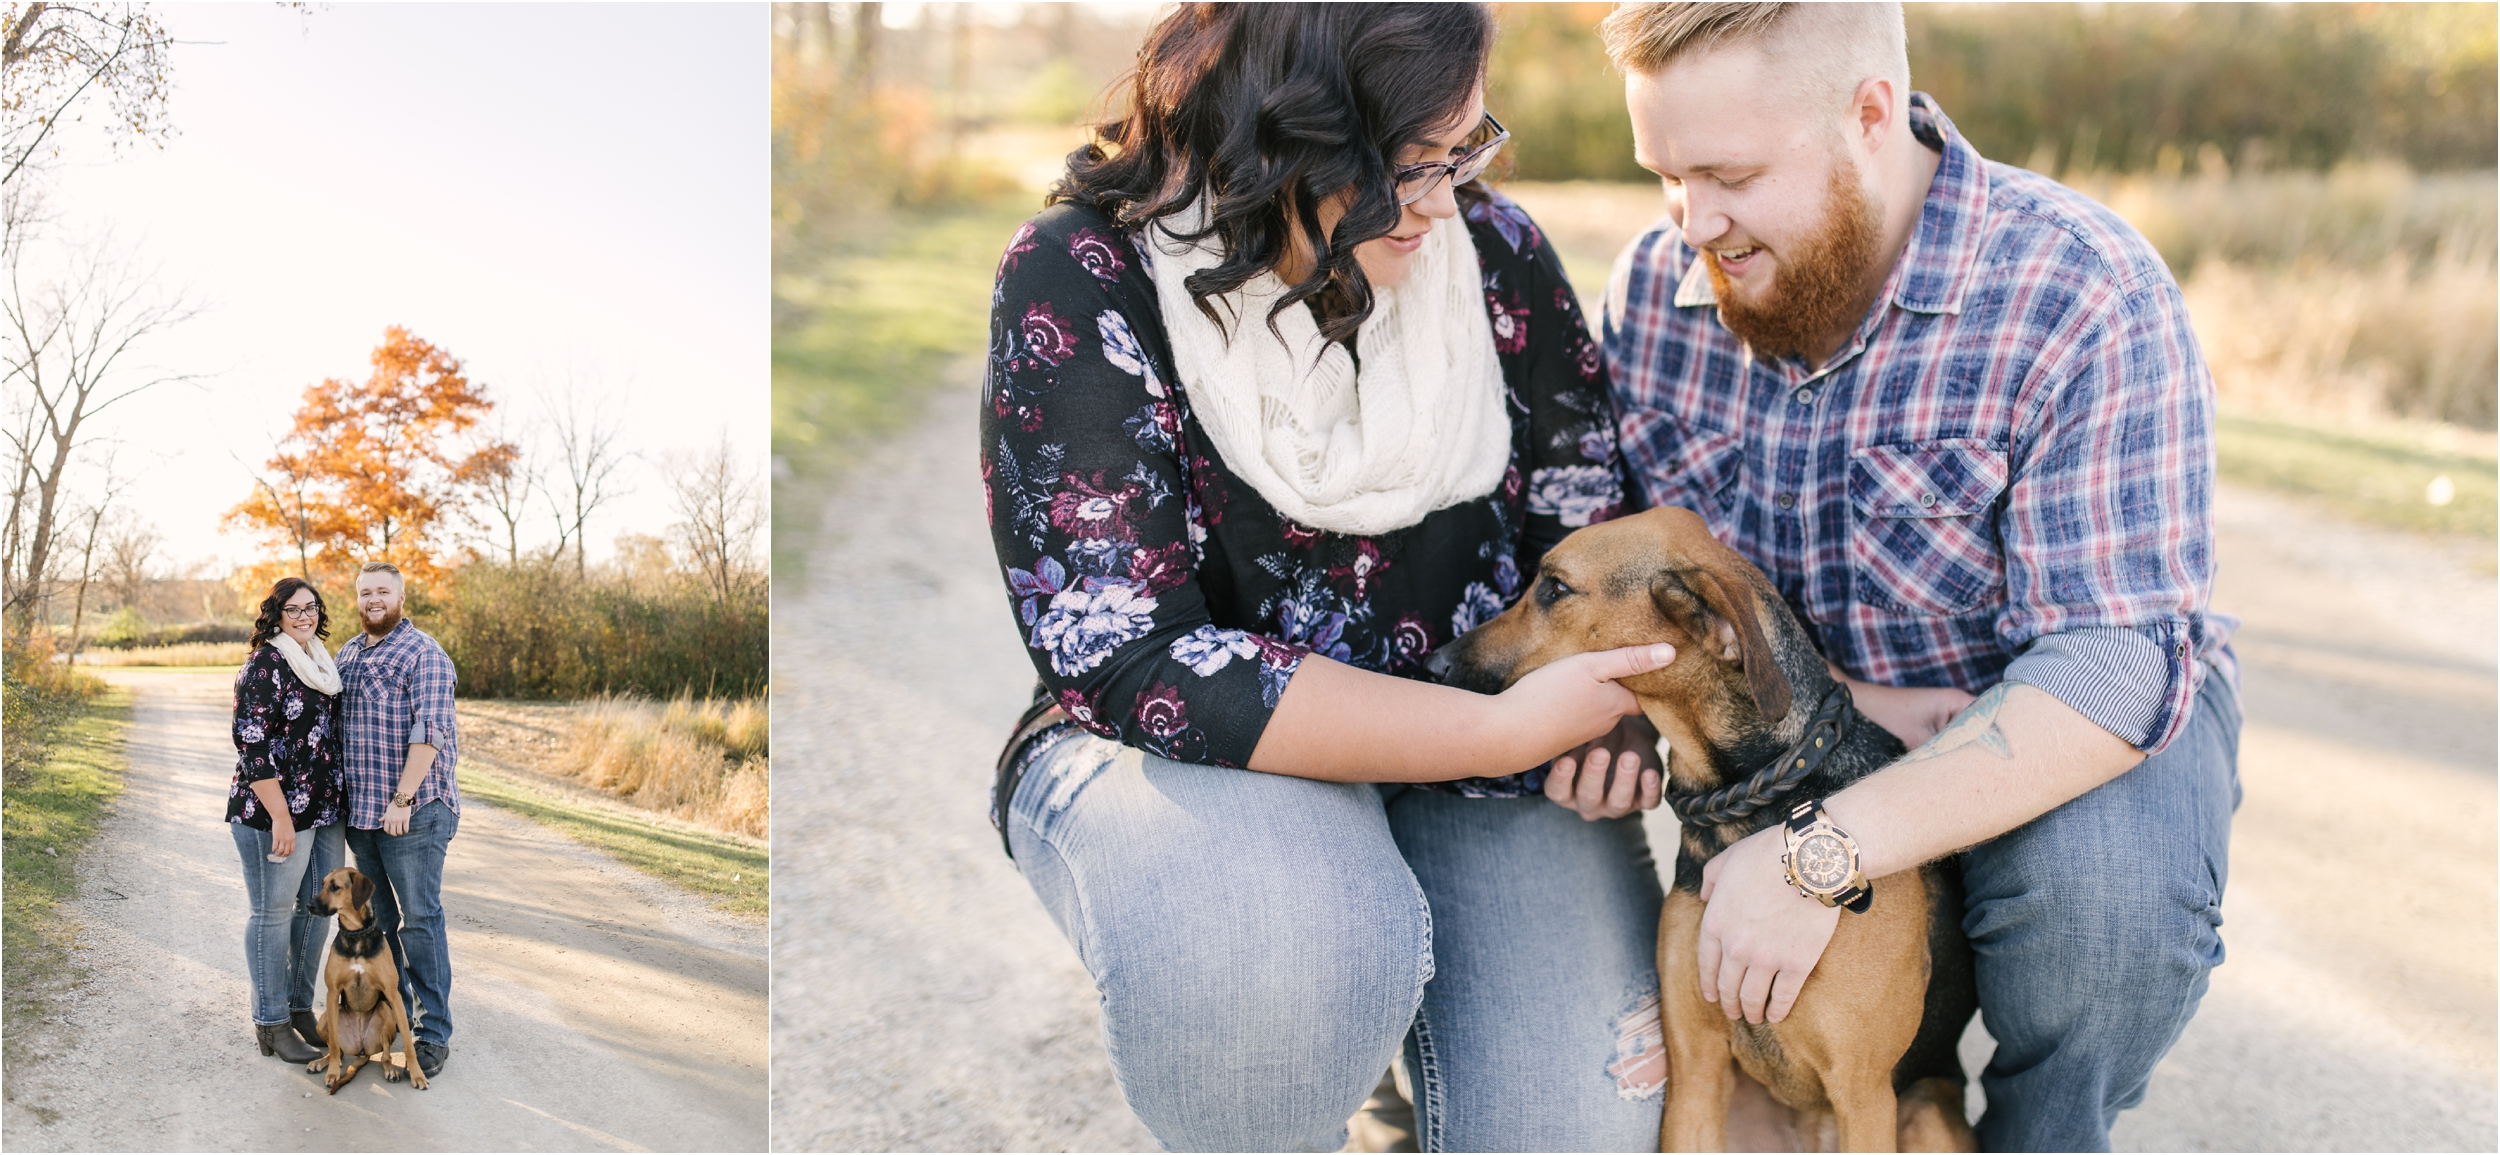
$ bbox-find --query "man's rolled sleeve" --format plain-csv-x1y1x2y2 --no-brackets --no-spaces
409,646,459,764
1998,278,2219,754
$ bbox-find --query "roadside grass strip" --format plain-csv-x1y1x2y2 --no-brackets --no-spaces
772,197,1038,574
458,764,767,917
1,685,133,1100
2217,413,2497,539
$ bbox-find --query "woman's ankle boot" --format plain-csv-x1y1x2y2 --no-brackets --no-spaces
290,1009,324,1050
258,1021,321,1063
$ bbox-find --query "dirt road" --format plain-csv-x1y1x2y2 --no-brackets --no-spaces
2,667,768,1152
772,370,2495,1151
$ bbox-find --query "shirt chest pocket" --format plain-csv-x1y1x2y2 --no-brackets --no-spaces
1619,405,1743,520
1847,440,2008,617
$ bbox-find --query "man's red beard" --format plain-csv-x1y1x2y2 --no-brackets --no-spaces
363,607,403,638
1704,161,1887,362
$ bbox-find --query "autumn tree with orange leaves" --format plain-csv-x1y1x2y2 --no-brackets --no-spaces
227,326,515,586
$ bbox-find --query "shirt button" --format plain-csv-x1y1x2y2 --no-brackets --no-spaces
1775,493,1797,510
1918,493,1937,508
1793,387,1815,404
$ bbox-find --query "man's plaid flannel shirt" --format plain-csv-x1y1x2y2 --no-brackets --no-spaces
1602,95,2233,753
336,617,462,828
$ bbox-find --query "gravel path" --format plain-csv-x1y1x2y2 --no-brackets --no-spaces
771,367,2496,1151
2,668,769,1152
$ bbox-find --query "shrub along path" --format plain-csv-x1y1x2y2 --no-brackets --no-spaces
773,363,2495,1150
0,667,767,1152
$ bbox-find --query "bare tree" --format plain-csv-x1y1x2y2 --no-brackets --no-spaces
664,432,765,606
465,413,539,566
2,2,178,187
2,232,198,638
57,449,126,657
542,375,631,579
95,503,154,610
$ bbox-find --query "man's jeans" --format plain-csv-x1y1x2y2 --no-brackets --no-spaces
346,802,459,1047
1006,733,1668,1153
1966,669,2242,1151
230,820,343,1026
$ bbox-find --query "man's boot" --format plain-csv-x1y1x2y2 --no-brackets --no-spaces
257,1021,322,1063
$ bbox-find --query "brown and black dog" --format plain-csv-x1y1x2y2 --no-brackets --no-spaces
1433,507,1975,1152
304,867,427,1094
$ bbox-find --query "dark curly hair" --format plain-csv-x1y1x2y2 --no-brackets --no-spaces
1049,3,1496,345
249,576,330,650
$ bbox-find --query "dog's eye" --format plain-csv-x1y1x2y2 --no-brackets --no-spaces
1536,576,1572,608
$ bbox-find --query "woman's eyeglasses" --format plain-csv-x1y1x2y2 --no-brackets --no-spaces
1393,113,1508,207
281,603,321,619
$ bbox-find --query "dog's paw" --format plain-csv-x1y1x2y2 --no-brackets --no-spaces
382,1061,406,1082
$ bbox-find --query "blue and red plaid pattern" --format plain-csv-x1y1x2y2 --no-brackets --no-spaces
1602,95,2232,753
335,617,461,828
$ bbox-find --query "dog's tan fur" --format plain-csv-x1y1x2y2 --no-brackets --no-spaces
304,867,427,1094
1440,508,1972,1152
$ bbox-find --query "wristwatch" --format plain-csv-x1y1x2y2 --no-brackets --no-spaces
391,792,417,809
1781,799,1873,913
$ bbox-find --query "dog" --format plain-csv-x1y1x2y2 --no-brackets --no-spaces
304,867,427,1093
1432,507,1976,1152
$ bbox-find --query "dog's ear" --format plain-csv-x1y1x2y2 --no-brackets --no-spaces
349,870,374,912
1651,567,1793,723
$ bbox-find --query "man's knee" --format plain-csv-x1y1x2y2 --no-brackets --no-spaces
1963,838,2223,1058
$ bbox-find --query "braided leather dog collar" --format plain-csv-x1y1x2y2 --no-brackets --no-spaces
1666,680,1859,827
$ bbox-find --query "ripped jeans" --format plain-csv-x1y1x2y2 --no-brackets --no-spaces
1006,732,1667,1152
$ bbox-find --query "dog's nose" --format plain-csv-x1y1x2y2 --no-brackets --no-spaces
1424,642,1459,682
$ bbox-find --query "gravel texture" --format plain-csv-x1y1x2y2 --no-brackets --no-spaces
771,366,2496,1151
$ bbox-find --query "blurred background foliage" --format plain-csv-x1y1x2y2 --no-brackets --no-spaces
772,2,2497,569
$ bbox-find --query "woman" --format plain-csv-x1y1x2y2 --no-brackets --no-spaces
982,6,1675,1149
227,576,346,1064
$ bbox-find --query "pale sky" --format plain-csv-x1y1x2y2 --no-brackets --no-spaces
27,2,763,576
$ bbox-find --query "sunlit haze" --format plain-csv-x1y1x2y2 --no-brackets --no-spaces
30,2,762,576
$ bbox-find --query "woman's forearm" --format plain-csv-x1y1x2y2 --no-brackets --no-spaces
249,778,292,831
1246,646,1668,781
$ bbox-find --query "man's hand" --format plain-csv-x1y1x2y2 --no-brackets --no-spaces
1696,826,1840,1024
383,801,411,837
1546,714,1664,821
1830,663,1975,749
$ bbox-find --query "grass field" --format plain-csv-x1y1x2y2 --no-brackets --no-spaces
74,642,246,668
772,197,1040,575
1,685,132,1103
459,763,767,917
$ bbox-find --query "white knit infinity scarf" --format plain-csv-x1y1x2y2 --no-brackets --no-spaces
270,633,341,696
1146,202,1510,536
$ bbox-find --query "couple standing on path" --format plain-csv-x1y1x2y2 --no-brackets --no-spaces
225,562,462,1082
976,2,2237,1151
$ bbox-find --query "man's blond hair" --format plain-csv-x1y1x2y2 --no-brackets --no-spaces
1598,3,1909,119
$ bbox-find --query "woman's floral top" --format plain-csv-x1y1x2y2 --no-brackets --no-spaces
226,643,344,830
984,191,1628,797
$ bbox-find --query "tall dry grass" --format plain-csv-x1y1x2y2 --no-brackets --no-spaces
75,642,248,668
2078,163,2498,430
554,695,768,839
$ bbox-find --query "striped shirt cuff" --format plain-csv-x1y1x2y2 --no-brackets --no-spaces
2002,626,2188,752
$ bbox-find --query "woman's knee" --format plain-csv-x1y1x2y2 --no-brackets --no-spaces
1015,743,1428,1150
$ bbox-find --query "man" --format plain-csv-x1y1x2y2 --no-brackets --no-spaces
336,561,462,1080
1595,4,2236,1149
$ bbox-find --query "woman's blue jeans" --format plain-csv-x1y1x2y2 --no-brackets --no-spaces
230,819,343,1026
1006,732,1668,1152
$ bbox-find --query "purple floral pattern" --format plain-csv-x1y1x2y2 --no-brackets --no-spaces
982,189,1624,787
225,644,343,831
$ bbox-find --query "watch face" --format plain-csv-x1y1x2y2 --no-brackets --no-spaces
1796,833,1851,890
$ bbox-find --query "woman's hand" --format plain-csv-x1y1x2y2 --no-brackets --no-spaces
269,813,297,859
1830,663,1976,749
1489,644,1675,773
1546,714,1664,821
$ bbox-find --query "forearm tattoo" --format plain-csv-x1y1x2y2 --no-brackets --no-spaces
1897,681,2017,765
